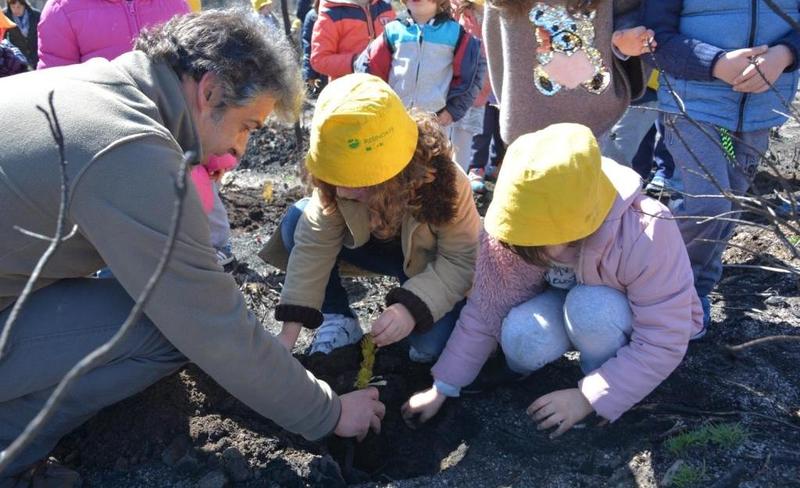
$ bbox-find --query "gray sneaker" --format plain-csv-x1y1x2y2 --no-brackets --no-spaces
310,313,363,354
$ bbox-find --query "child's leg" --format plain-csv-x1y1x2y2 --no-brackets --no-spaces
407,299,466,361
665,115,738,299
279,198,353,317
563,285,632,374
470,103,495,171
450,106,486,173
499,289,570,374
488,105,506,169
600,99,659,168
208,183,231,250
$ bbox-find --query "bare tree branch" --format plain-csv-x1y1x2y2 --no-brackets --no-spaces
727,335,800,355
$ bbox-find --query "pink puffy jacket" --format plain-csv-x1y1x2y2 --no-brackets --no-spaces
37,0,189,69
432,160,704,422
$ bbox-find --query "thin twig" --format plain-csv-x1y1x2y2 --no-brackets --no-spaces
726,335,800,354
634,403,800,432
0,92,75,360
0,151,193,474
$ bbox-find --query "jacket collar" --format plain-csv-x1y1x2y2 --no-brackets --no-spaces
113,51,203,163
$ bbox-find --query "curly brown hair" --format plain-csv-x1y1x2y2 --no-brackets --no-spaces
311,111,459,240
488,0,600,15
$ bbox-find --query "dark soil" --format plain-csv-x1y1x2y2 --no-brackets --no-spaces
47,117,800,487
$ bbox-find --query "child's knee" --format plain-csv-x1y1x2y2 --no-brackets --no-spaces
564,285,632,340
280,198,311,250
500,290,570,373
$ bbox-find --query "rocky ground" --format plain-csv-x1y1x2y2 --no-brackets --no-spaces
46,111,800,487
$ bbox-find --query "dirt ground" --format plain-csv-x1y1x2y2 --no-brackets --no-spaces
49,110,800,487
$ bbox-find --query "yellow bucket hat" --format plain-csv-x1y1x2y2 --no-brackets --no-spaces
252,0,273,11
484,123,616,246
306,73,419,188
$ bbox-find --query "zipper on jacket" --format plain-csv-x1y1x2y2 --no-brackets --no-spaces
737,0,758,133
412,24,424,108
126,0,141,34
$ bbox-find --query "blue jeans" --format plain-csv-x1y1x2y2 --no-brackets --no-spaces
602,90,659,169
0,278,186,477
280,199,464,358
500,286,633,375
664,113,770,297
469,103,505,171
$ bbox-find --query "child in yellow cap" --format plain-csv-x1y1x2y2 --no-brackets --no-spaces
260,73,480,360
402,123,703,437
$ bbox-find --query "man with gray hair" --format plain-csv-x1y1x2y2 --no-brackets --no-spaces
0,9,384,481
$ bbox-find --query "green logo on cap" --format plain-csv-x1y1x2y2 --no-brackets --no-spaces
347,138,360,149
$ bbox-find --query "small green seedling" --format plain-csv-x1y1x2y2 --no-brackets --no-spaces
665,423,748,456
354,334,377,390
670,462,707,488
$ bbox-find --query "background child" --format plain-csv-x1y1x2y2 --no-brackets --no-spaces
310,0,395,81
402,123,702,435
301,0,328,96
355,0,486,134
644,0,800,331
1,11,28,77
259,74,480,361
483,0,654,146
448,0,492,171
36,0,189,69
190,154,239,266
4,0,39,69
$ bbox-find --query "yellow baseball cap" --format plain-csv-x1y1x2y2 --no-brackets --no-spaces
484,123,616,246
306,74,419,188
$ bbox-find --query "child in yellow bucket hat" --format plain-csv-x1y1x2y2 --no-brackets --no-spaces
260,73,480,360
403,123,703,436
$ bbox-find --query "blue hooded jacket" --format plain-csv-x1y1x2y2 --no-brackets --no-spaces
645,0,800,132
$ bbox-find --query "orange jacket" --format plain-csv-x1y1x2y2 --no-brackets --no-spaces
310,0,394,80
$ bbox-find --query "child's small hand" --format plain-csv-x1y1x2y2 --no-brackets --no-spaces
401,387,446,428
611,26,657,57
712,45,769,85
277,321,302,351
371,303,415,347
437,109,454,127
527,388,594,439
733,44,795,93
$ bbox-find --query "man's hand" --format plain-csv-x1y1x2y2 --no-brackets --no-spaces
401,386,447,428
437,109,454,127
335,387,385,441
733,44,795,93
371,303,415,347
527,388,594,439
712,45,770,84
611,26,657,57
277,321,302,351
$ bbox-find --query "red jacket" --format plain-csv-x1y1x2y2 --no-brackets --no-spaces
310,0,394,80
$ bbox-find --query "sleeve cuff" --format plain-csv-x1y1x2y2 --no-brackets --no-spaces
774,41,800,72
434,379,461,397
611,43,631,61
275,304,323,329
385,287,434,333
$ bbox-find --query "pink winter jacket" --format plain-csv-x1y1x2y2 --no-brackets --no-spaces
432,159,703,422
37,0,189,69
